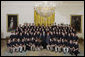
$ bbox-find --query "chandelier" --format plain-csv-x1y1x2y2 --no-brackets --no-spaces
34,1,56,17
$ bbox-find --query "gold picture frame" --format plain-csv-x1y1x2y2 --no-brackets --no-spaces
7,14,19,32
70,15,82,33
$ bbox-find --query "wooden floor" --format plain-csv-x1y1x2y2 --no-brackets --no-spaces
1,39,84,56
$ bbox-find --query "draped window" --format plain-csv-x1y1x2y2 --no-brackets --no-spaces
34,9,55,26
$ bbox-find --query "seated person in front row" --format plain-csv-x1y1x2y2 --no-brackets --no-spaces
34,38,43,51
50,38,56,51
73,41,80,56
7,39,12,53
69,40,74,55
11,38,16,53
46,39,52,50
35,39,39,51
26,38,31,50
15,38,22,52
55,39,62,52
39,39,43,50
21,39,26,52
30,37,35,51
63,39,69,54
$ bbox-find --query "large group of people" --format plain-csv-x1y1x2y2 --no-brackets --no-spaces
7,23,80,56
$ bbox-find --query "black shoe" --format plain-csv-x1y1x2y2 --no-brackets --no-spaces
71,53,73,55
24,50,26,52
55,51,57,53
76,54,78,56
10,51,13,54
63,52,66,54
59,51,61,53
20,51,22,53
78,52,80,54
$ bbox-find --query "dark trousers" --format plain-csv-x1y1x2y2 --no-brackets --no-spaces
26,45,30,50
42,36,46,49
73,50,79,56
69,48,74,55
42,41,46,49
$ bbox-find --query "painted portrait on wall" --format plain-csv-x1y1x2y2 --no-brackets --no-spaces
7,14,18,32
71,15,82,33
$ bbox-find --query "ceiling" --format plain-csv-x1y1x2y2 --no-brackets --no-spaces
1,1,84,6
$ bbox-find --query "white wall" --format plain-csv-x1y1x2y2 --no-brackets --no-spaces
1,1,84,38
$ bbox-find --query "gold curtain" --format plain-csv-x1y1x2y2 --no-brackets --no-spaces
34,9,55,26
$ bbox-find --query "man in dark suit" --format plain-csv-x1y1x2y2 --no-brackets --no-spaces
39,33,42,40
73,41,79,56
63,39,69,54
26,33,30,39
35,39,39,51
72,33,78,42
30,37,35,51
57,39,62,52
15,38,22,52
11,38,16,53
46,33,50,46
7,39,12,53
42,30,46,48
67,33,71,41
69,40,74,55
26,38,31,50
55,39,58,52
10,32,15,40
19,33,23,40
15,32,19,39
23,31,27,38
47,39,52,50
50,38,56,51
50,32,53,39
21,39,26,51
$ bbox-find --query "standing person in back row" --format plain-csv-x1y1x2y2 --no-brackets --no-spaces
42,30,46,48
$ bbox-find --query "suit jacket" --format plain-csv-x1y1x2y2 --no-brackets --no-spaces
46,35,50,44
